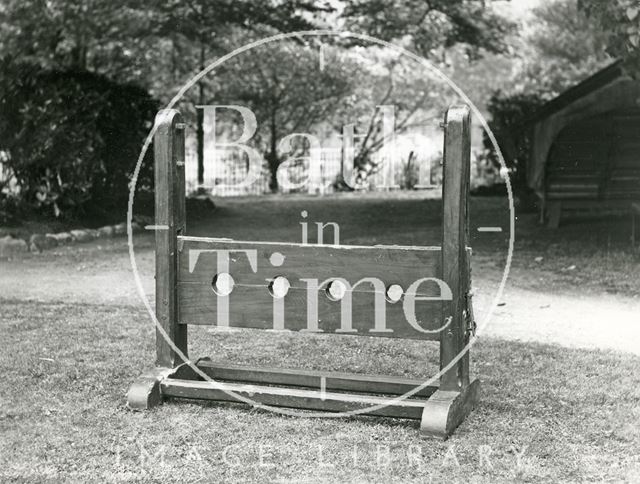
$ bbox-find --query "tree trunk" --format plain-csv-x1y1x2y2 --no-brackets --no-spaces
267,110,279,192
267,152,279,193
196,44,205,188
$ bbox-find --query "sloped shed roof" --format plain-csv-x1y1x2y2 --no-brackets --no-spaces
527,60,640,193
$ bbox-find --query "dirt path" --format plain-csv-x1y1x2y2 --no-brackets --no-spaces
474,285,640,355
2,233,638,356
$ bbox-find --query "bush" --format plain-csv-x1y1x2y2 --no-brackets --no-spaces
483,91,546,193
480,90,547,211
0,58,158,222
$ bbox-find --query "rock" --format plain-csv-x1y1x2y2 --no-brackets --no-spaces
45,234,59,247
113,223,127,235
70,229,95,243
51,232,73,245
97,225,115,238
86,229,100,239
0,236,28,258
29,233,58,252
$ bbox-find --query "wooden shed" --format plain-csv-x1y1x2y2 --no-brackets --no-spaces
526,60,640,227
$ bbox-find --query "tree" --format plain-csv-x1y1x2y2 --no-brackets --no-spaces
481,0,613,202
578,0,640,74
145,0,331,187
329,48,452,185
341,0,514,60
0,0,158,80
0,0,333,187
518,0,611,96
335,0,517,186
209,36,362,191
208,31,460,192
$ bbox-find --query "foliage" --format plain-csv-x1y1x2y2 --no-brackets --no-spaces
0,0,329,92
209,36,361,191
150,0,329,43
511,0,611,97
0,0,333,193
578,0,640,75
0,59,157,220
483,0,612,200
143,0,330,185
0,0,159,82
483,91,545,196
139,0,332,104
0,0,523,199
0,0,619,205
208,35,454,191
342,0,515,59
335,49,451,185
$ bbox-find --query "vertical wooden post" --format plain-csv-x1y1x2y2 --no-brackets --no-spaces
154,109,187,368
127,109,188,409
440,105,471,392
421,105,478,438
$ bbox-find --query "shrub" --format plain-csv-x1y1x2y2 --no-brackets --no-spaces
483,90,546,193
0,58,157,222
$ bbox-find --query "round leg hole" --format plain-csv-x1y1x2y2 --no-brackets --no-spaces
386,284,404,303
268,276,290,298
212,272,235,296
326,280,347,301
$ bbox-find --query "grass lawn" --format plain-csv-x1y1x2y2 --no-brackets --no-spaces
1,194,639,482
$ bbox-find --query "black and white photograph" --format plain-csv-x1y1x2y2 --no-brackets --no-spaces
0,0,638,482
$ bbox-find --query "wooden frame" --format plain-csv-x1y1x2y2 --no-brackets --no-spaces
127,105,479,439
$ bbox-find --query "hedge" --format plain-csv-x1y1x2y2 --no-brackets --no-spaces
0,59,157,223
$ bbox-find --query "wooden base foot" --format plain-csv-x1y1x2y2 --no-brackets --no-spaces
126,367,177,410
420,379,480,439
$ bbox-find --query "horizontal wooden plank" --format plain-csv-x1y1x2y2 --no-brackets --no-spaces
184,361,438,398
546,192,600,200
549,200,634,210
178,285,443,339
602,194,640,200
177,237,447,340
609,169,640,176
545,171,604,177
547,182,599,190
549,145,600,157
161,379,428,419
179,236,441,285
